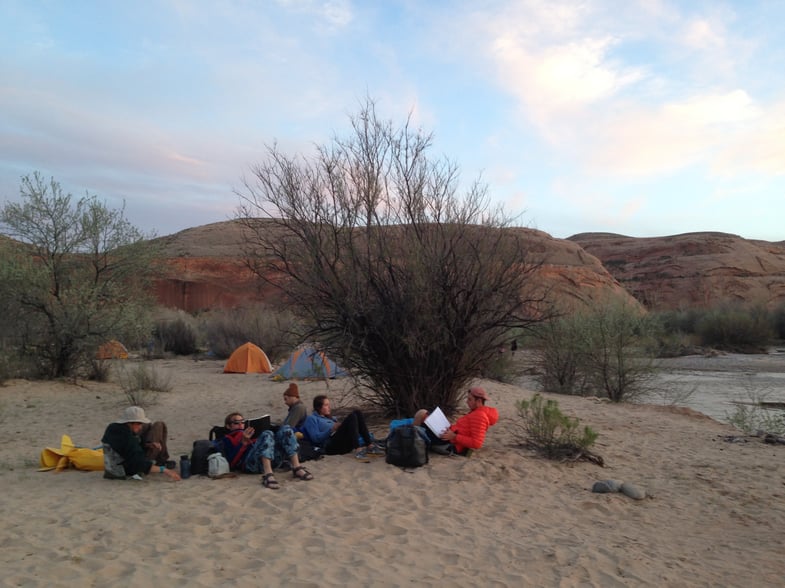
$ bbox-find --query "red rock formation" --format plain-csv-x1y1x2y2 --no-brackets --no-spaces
569,232,785,310
152,221,636,313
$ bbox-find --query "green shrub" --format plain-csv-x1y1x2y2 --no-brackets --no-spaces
532,299,659,402
0,347,44,383
695,304,773,351
516,393,599,461
154,317,199,356
531,316,590,396
656,308,703,336
772,303,785,341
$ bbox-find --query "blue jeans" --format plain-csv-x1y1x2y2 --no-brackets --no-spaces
244,425,299,473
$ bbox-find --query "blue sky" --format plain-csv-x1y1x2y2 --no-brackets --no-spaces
1,0,783,241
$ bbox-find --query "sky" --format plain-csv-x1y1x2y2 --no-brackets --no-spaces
1,0,784,241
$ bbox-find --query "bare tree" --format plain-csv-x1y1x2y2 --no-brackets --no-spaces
237,100,550,416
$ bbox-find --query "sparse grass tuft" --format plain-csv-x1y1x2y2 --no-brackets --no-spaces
116,362,172,407
726,376,785,435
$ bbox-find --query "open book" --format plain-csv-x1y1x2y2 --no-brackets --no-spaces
245,414,272,438
424,407,451,437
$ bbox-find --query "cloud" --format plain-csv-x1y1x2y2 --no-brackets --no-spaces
713,98,785,176
274,0,353,29
467,1,784,184
682,17,726,50
493,35,641,114
588,90,760,176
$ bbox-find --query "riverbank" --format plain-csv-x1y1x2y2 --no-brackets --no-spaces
1,357,783,586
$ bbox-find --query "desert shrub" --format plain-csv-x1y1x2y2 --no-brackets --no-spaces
577,300,660,402
88,359,113,382
201,304,302,360
154,316,199,356
656,308,703,336
533,299,659,402
695,304,773,351
725,376,785,435
651,309,704,356
516,394,600,461
0,349,40,383
531,315,591,396
116,362,172,407
0,173,158,378
772,303,785,341
481,346,522,384
727,403,785,435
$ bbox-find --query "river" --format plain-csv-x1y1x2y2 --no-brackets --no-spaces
516,349,785,426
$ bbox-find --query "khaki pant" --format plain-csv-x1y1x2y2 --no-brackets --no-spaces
140,421,170,465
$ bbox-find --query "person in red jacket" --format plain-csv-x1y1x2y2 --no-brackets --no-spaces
438,387,499,455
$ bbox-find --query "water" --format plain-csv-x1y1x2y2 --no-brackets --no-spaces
517,351,785,425
643,369,785,423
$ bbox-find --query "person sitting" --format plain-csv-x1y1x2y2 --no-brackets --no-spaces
219,412,314,490
303,395,382,458
281,383,307,429
101,406,181,481
434,387,498,455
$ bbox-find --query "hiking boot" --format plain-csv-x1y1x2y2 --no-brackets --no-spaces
366,444,385,456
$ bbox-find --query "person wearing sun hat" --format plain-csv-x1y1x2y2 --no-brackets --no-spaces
101,406,181,481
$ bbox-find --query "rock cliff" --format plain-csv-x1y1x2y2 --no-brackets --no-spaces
152,221,633,313
569,232,785,310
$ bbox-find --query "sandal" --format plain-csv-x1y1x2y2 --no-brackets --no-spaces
261,473,280,489
292,466,314,481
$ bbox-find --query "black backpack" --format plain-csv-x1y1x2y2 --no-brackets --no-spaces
297,436,323,463
385,424,428,468
191,429,225,476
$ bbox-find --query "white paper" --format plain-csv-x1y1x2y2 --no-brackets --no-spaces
424,406,451,437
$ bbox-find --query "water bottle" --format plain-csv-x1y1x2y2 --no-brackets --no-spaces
180,454,191,479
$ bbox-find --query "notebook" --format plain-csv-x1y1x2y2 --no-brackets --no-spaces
245,414,272,439
424,407,451,437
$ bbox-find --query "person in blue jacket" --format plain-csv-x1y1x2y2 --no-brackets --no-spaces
303,395,382,458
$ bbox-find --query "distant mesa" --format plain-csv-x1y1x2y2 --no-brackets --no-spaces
76,220,785,314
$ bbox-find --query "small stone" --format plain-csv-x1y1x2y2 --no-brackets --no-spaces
620,482,647,500
592,479,623,493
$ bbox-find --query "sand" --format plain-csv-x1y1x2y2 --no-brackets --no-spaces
1,357,783,587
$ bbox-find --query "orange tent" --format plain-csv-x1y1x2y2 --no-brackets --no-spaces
223,342,272,373
96,340,129,360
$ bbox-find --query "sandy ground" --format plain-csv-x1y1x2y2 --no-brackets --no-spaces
1,356,783,587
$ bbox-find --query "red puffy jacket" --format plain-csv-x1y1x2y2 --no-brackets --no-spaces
450,405,499,454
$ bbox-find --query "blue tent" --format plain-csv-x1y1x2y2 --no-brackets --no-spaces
272,347,348,380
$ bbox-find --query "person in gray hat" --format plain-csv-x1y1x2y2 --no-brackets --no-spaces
101,406,181,481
